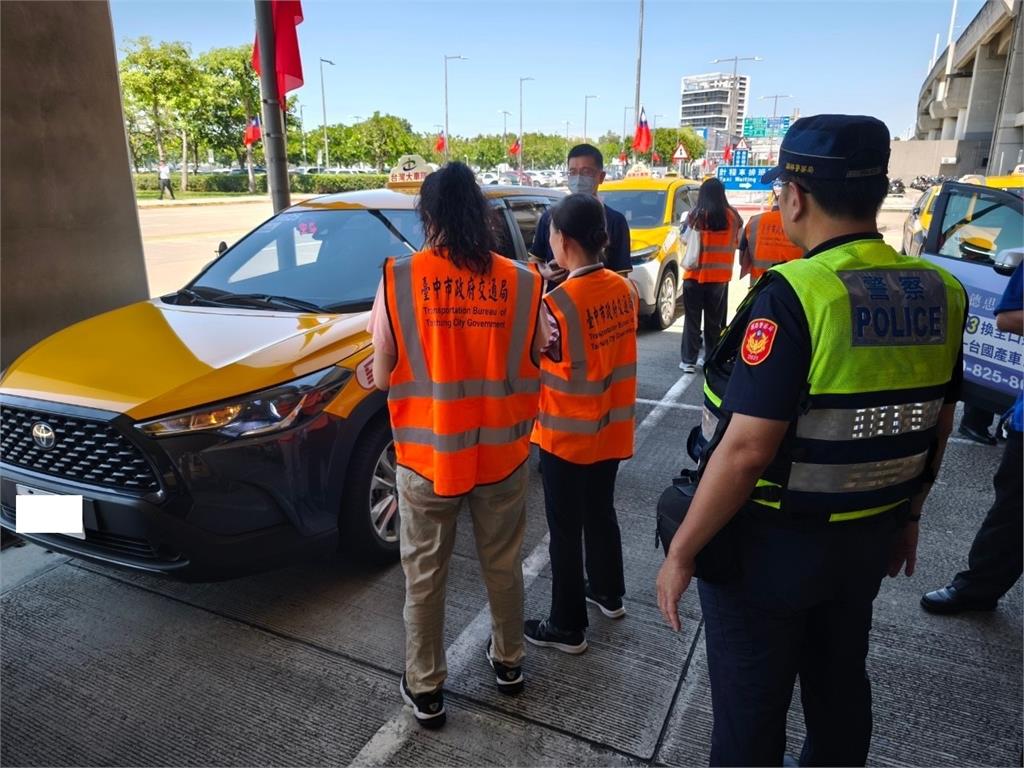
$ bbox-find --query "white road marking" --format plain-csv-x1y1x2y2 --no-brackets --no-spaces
349,372,698,766
635,397,702,412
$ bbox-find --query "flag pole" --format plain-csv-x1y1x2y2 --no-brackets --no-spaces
255,0,291,212
632,0,644,160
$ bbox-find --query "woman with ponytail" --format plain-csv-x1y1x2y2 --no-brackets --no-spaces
525,193,639,654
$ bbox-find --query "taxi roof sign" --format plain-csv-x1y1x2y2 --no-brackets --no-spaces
387,154,434,190
625,162,652,178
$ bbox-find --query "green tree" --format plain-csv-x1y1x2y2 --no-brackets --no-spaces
119,37,193,164
194,45,261,189
354,112,419,171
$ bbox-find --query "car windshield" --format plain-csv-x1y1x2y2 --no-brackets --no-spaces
599,190,667,228
187,208,425,312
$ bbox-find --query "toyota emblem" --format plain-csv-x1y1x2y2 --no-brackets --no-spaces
31,422,56,450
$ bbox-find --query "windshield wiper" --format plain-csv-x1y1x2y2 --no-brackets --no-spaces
210,293,328,314
368,210,417,253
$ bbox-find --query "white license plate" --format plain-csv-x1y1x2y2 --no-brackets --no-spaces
15,485,85,540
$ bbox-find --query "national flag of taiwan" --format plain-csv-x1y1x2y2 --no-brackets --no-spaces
619,151,627,164
244,115,262,146
435,132,446,153
252,0,304,103
652,151,662,164
723,143,733,164
509,138,521,156
632,107,652,154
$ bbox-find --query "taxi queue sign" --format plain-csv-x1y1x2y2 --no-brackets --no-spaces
732,149,750,167
387,154,435,190
716,164,771,191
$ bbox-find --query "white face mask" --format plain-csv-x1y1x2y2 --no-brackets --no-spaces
567,174,599,196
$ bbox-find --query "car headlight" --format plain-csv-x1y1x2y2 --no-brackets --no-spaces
630,246,660,265
136,366,352,439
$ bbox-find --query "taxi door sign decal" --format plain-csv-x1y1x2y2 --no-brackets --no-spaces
355,355,375,389
741,318,778,366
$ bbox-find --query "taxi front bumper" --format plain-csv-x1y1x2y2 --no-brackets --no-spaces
629,258,662,315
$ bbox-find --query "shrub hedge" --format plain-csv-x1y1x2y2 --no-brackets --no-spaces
133,173,389,195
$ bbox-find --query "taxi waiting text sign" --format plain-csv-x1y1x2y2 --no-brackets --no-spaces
717,165,770,191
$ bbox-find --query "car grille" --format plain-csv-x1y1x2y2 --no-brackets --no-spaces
1,507,179,563
0,406,160,493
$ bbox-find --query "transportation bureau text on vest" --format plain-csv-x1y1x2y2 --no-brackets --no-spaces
586,293,636,351
420,274,512,330
839,270,948,347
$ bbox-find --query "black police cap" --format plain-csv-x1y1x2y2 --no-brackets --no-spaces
760,114,890,184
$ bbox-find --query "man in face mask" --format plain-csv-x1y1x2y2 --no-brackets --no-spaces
530,144,632,281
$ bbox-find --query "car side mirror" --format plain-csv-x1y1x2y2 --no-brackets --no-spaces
911,207,922,217
216,241,228,256
993,247,1023,276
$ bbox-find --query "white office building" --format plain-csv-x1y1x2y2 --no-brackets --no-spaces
679,72,750,136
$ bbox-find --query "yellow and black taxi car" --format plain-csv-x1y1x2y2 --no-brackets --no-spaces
598,171,700,329
0,157,564,580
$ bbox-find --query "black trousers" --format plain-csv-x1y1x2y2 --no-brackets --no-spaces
698,509,902,767
539,449,625,632
681,280,728,364
953,430,1023,600
961,403,995,433
159,178,175,199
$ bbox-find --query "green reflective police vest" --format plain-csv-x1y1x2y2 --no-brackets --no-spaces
710,238,965,523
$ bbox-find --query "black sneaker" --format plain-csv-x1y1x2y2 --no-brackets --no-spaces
399,674,446,729
524,619,587,654
485,640,524,695
585,582,626,619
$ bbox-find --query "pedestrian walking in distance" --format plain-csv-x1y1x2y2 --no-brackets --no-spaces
157,161,175,200
368,161,543,729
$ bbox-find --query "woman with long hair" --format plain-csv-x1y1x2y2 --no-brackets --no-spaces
524,193,639,654
368,161,543,727
679,177,742,372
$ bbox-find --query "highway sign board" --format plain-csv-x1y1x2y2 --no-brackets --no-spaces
716,165,770,190
742,116,791,138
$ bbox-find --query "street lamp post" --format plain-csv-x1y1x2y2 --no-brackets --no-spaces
653,113,664,161
299,104,307,165
319,57,335,169
564,120,571,157
711,55,761,143
583,94,598,143
443,54,467,163
760,94,791,164
519,77,534,172
622,106,634,156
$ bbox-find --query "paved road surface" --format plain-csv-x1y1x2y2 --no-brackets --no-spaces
2,305,1020,766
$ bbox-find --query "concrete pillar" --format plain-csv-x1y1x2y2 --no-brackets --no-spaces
962,42,1009,141
989,8,1024,174
941,117,958,140
0,1,147,371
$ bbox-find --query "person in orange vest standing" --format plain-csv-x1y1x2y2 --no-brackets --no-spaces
368,162,544,728
738,195,804,286
679,177,742,373
524,194,639,654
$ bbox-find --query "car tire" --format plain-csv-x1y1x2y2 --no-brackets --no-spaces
648,268,678,330
340,415,400,565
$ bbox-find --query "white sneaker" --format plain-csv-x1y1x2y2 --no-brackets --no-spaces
679,362,696,373
696,357,705,366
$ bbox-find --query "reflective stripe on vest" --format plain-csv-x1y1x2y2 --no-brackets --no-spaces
533,268,638,464
749,239,964,519
748,210,803,279
684,209,738,284
385,250,542,496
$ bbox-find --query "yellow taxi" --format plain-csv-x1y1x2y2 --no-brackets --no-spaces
0,157,563,580
598,171,700,329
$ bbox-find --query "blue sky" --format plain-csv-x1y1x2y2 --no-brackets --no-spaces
110,0,984,140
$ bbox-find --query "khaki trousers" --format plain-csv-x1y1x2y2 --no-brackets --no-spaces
397,463,528,695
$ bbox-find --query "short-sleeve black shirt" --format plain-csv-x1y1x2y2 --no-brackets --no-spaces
531,203,632,273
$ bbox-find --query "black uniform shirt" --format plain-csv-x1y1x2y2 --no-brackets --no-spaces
722,232,963,422
531,203,632,274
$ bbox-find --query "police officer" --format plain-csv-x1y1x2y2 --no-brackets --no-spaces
656,115,965,766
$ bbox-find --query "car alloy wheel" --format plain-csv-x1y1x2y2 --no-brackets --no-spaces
369,441,399,544
657,272,677,328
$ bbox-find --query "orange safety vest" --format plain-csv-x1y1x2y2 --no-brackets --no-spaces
532,265,638,464
683,209,739,284
384,249,542,497
745,209,803,280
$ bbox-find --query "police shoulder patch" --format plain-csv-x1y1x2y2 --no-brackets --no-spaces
741,318,778,366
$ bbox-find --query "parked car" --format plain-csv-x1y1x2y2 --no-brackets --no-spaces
0,163,564,580
598,174,700,329
902,185,940,256
919,180,1023,415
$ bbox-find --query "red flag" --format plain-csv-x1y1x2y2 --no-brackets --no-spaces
509,138,521,156
652,151,662,164
244,115,262,146
723,143,733,163
619,151,627,164
435,132,446,153
632,107,652,154
252,0,304,102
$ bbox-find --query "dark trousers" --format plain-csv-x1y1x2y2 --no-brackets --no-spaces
698,510,902,767
961,403,995,433
681,280,728,364
953,430,1023,600
539,449,625,632
159,178,175,199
